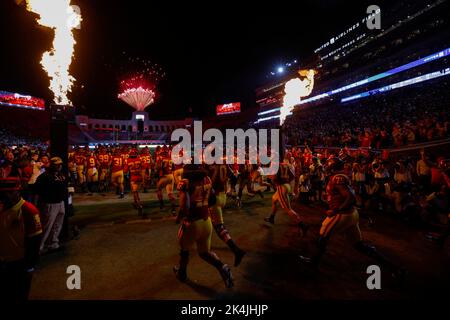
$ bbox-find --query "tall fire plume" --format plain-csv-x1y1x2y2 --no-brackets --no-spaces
26,0,82,105
280,69,315,125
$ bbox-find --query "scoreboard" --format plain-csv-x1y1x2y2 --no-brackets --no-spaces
216,102,241,116
0,91,45,110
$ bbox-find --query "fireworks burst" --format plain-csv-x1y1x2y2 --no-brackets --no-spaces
117,55,166,111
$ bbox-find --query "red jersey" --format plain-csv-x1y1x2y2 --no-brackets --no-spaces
177,177,212,221
74,154,86,166
87,156,98,169
127,157,142,181
303,150,312,167
111,155,124,173
0,199,42,262
273,163,295,185
21,165,33,183
121,152,129,162
431,167,445,186
140,154,152,170
97,153,111,169
158,158,174,176
121,153,129,173
326,174,355,213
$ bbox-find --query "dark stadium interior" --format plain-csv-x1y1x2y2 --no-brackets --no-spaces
0,0,449,305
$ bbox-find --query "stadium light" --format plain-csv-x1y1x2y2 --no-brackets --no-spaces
277,67,284,73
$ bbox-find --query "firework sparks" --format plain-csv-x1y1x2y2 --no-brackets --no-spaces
117,56,165,111
26,0,82,105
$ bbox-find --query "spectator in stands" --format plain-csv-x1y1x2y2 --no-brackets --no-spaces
0,150,19,178
394,160,412,185
430,157,447,191
298,169,311,204
416,149,431,192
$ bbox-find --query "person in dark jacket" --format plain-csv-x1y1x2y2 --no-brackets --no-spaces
34,157,66,254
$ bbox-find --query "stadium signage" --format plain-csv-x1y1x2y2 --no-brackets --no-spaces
216,102,241,115
171,121,280,175
0,91,45,110
314,6,380,54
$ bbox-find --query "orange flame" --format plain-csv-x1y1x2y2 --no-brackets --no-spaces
26,0,82,105
280,69,315,125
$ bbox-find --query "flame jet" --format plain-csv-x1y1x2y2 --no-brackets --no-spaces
280,69,315,125
26,0,82,105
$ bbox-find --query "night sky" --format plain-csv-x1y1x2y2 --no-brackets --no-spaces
0,0,388,120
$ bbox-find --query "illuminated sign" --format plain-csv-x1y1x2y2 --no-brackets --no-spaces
256,68,450,123
216,102,241,115
259,46,450,116
0,91,46,110
303,47,450,104
341,68,450,103
313,9,380,54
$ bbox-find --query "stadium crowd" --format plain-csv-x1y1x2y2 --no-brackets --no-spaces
1,141,448,232
1,133,449,300
0,128,45,147
1,76,450,301
284,80,450,148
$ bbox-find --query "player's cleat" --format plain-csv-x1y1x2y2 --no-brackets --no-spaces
119,193,124,199
257,190,264,199
159,200,164,210
265,186,271,192
137,205,144,216
171,206,177,216
173,265,187,282
264,216,275,224
298,221,309,237
234,249,246,267
235,198,242,208
219,264,234,288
